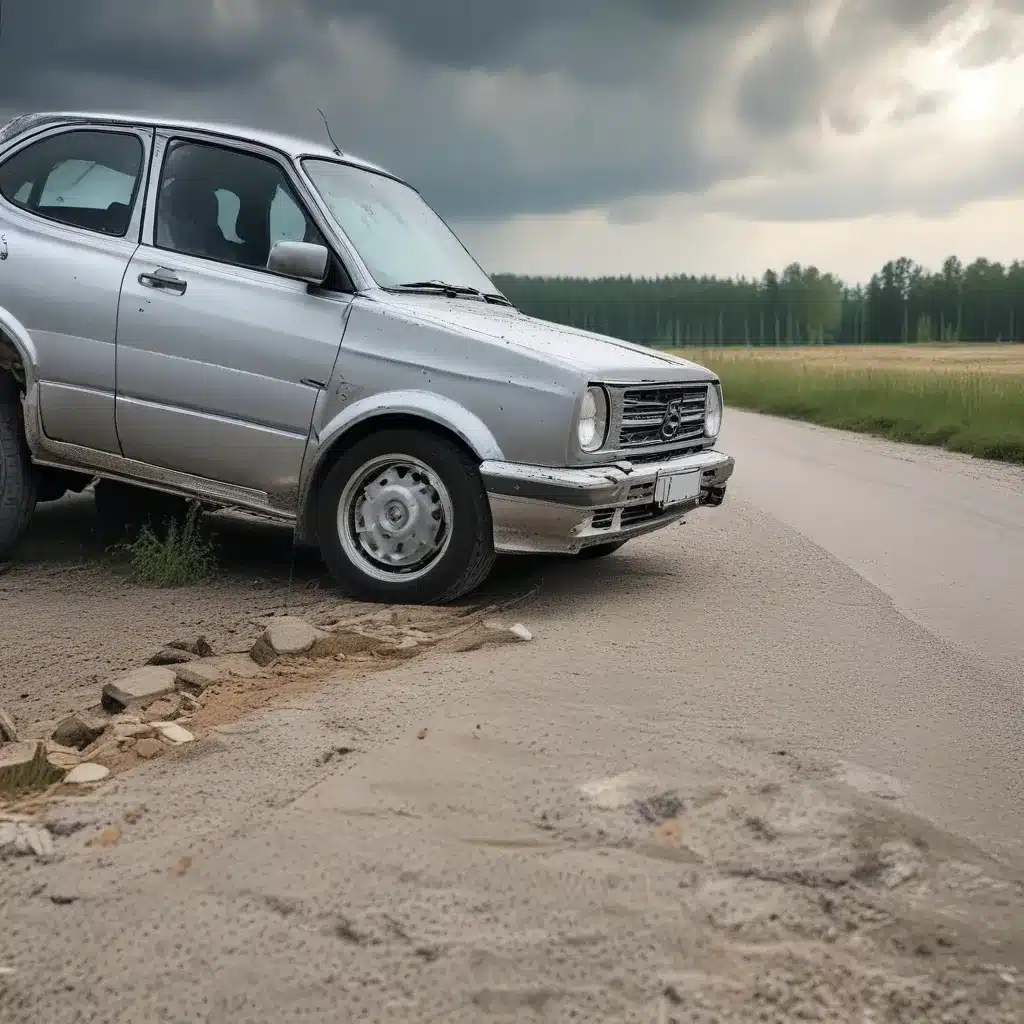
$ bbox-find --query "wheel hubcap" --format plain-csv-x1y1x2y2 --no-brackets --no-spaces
337,455,454,582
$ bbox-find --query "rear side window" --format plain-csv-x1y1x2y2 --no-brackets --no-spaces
0,129,144,237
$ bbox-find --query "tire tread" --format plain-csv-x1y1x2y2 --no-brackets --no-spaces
317,429,496,605
0,375,36,559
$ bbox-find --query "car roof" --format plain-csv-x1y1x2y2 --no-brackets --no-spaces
0,110,408,186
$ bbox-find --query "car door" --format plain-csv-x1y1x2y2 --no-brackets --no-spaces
0,123,153,452
114,132,352,501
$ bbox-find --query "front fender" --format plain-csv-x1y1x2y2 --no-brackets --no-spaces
295,389,506,542
315,389,505,463
0,304,39,389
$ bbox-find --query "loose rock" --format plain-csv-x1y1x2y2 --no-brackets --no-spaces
250,617,323,666
174,660,224,694
0,706,19,743
51,710,109,751
44,741,81,772
151,722,194,745
64,763,110,785
102,666,177,712
112,721,154,741
142,694,183,723
147,647,195,666
0,819,55,861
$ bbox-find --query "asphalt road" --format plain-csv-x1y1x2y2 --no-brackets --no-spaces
2,412,1022,1022
722,409,1024,681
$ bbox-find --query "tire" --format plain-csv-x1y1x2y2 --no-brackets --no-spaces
94,479,189,545
316,428,495,604
0,375,36,559
577,540,628,560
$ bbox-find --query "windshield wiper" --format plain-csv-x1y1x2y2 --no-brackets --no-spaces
394,280,481,297
391,280,514,306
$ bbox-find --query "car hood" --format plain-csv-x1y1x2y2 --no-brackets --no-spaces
366,291,717,383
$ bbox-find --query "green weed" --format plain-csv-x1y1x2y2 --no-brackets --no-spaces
121,501,217,587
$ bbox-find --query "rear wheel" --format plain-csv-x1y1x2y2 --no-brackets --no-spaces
577,540,628,559
317,429,495,604
94,480,189,544
0,375,36,559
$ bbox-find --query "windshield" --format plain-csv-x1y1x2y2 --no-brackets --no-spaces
301,158,497,294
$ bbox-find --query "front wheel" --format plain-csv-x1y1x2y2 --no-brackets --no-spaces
317,429,495,604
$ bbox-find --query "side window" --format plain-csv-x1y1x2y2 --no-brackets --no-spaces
155,140,326,272
270,186,313,245
0,129,144,236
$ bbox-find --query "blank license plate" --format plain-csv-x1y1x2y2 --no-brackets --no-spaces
655,470,701,507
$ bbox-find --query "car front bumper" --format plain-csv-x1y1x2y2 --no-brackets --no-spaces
480,448,735,555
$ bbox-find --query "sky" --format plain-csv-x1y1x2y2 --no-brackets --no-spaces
1,0,1023,283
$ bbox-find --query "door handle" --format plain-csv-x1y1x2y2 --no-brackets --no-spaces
138,268,187,295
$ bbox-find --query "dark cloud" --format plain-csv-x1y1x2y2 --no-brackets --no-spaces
735,26,824,135
0,1,1017,222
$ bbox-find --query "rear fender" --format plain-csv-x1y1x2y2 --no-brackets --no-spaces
0,305,39,390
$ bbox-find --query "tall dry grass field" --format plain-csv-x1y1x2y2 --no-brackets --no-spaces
671,344,1024,463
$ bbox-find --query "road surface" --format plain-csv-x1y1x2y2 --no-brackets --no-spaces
2,412,1022,1022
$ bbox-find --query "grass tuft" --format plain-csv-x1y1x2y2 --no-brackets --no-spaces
121,501,217,587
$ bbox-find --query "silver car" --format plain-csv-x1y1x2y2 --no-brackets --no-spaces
0,111,734,604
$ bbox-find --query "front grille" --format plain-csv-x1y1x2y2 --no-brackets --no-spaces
625,444,704,465
618,384,708,450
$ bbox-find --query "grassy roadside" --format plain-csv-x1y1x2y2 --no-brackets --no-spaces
674,346,1024,464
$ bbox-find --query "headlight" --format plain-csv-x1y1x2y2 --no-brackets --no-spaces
704,383,723,438
577,385,609,453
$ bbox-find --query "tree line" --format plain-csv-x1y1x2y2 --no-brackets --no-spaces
491,256,1024,346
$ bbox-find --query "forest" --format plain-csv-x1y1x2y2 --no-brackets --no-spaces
492,256,1024,346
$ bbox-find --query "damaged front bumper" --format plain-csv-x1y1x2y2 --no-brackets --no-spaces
481,448,735,555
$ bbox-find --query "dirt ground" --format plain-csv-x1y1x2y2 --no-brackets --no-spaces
0,489,542,736
2,441,1022,1021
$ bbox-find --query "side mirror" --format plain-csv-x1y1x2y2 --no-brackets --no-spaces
267,240,329,285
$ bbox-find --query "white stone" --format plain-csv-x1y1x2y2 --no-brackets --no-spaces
102,666,177,710
0,821,54,861
151,722,194,745
64,763,110,785
509,623,533,641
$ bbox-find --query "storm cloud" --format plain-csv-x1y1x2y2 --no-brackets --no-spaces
0,1,1015,223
